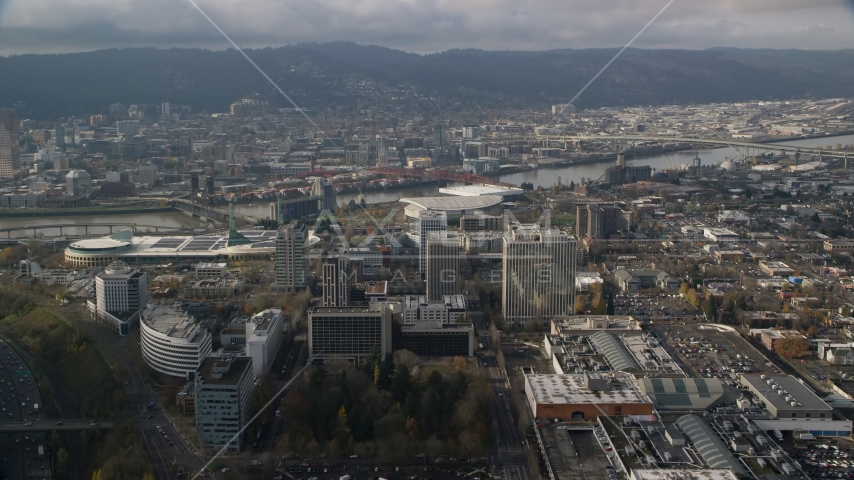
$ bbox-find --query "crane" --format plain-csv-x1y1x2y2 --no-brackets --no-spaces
553,174,562,188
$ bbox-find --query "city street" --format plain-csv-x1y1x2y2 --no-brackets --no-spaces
468,300,530,480
82,319,206,480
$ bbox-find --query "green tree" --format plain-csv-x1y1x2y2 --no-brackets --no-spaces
705,299,717,321
377,353,395,390
606,291,615,315
391,363,411,403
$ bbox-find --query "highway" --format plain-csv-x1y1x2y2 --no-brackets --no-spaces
0,339,49,480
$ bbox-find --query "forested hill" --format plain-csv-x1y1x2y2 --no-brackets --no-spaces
2,43,854,119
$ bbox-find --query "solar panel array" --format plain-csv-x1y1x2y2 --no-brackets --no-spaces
152,238,187,248
182,237,219,251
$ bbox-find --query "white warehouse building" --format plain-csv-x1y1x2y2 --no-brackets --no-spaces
140,304,213,378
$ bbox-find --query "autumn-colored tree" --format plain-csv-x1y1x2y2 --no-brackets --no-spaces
57,447,69,474
774,336,809,358
686,289,700,307
806,325,819,337
405,416,420,440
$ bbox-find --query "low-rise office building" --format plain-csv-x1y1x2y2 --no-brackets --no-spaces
703,227,739,243
401,295,466,324
195,262,228,279
399,321,474,357
614,269,680,292
825,240,854,254
140,304,213,378
195,355,253,454
759,261,796,277
308,305,393,362
183,278,244,299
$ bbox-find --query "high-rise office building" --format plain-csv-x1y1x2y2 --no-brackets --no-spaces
138,164,157,186
576,203,633,239
376,135,389,166
54,124,66,148
426,231,460,301
0,109,20,181
116,120,140,137
161,102,171,118
413,210,448,280
195,355,253,454
322,256,351,307
434,123,446,155
275,221,308,292
93,261,149,335
502,226,576,327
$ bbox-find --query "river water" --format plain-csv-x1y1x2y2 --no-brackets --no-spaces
499,133,854,189
0,212,208,239
5,134,853,237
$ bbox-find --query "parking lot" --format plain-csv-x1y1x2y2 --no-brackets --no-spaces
652,324,780,380
613,293,701,320
539,426,613,480
790,441,854,479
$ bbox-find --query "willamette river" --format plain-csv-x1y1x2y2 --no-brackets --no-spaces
4,133,853,238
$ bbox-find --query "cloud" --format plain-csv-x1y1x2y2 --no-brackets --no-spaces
1,0,853,55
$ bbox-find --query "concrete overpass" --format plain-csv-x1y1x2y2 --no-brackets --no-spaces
0,420,114,433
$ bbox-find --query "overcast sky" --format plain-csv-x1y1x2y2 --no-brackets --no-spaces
1,0,853,55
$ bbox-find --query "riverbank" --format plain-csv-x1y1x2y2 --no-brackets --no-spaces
0,206,176,218
491,131,854,178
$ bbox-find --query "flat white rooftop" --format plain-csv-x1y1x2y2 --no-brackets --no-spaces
525,373,651,405
142,305,204,341
438,184,524,198
630,469,738,480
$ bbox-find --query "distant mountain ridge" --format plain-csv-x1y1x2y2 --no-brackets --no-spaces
2,42,854,119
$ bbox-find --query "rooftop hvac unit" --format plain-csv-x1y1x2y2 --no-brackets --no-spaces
760,374,766,379
790,401,798,407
